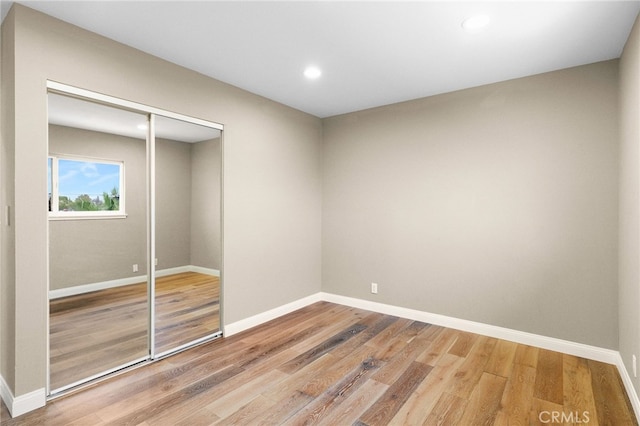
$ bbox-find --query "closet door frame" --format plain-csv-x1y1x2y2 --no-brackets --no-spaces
46,80,224,396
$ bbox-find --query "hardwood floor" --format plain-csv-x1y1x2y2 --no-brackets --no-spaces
4,301,636,425
154,272,220,353
49,272,220,391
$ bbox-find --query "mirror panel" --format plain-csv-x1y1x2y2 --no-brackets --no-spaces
46,83,224,394
153,115,222,355
48,93,150,393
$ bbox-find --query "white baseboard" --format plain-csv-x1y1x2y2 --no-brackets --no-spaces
0,374,45,418
614,353,640,421
187,266,220,277
225,290,620,363
155,265,192,278
223,293,323,337
49,265,221,299
49,275,144,299
320,292,620,365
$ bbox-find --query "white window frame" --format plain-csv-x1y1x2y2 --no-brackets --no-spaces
48,154,126,220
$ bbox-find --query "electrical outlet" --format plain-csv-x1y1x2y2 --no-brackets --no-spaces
371,282,378,294
133,264,138,273
634,355,637,378
155,258,158,266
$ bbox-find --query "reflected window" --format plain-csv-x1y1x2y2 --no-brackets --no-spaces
48,155,125,217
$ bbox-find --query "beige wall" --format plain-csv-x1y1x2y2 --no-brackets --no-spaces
1,4,322,398
619,13,640,398
1,8,16,392
155,137,192,271
157,136,222,272
49,125,148,290
323,60,619,349
191,138,221,270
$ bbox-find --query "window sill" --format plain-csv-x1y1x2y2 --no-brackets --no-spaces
49,213,128,221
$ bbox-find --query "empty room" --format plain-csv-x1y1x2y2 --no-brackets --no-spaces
1,1,640,424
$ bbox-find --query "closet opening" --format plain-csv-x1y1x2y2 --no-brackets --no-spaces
46,81,224,396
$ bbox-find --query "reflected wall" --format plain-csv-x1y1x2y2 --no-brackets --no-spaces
153,116,221,355
48,125,147,291
48,95,150,392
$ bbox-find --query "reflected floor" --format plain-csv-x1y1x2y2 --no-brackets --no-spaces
49,272,220,392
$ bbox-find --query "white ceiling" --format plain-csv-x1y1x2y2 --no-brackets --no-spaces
48,93,222,142
5,1,640,118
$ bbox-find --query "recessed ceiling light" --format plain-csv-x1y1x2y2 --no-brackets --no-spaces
461,14,490,32
304,66,322,80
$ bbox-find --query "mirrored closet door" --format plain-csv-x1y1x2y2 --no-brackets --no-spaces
47,84,223,395
153,116,222,356
47,93,150,393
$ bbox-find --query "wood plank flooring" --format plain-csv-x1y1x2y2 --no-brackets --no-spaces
49,272,220,391
4,301,636,425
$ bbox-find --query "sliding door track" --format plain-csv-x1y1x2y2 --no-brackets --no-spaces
47,331,223,401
